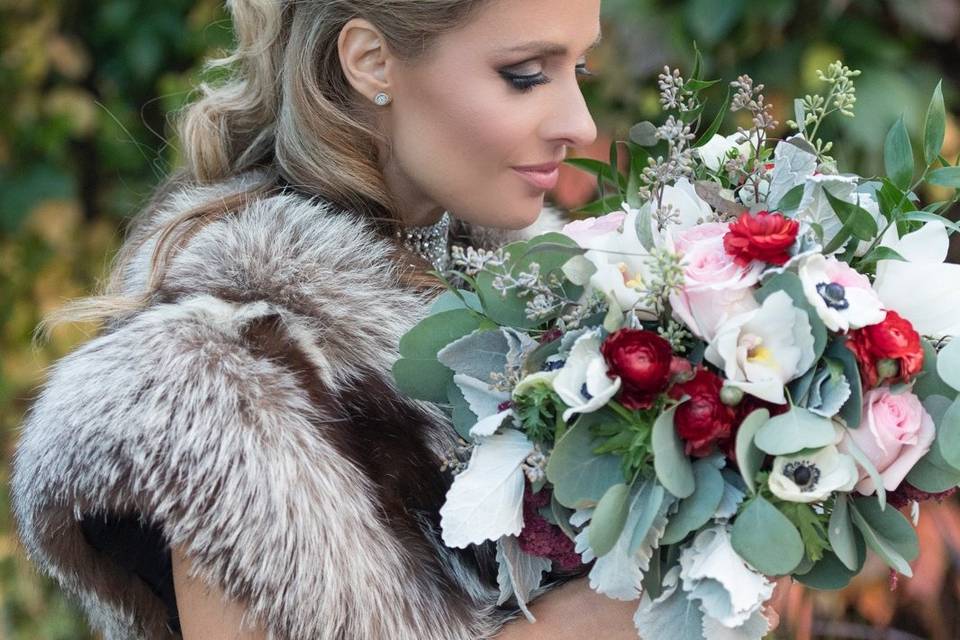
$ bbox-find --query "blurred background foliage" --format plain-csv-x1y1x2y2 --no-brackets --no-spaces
1,0,958,638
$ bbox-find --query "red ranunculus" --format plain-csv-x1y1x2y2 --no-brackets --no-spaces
669,368,736,457
723,211,800,267
846,310,924,388
601,329,673,410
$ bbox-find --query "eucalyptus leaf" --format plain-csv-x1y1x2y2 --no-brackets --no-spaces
923,81,946,166
561,254,597,286
429,290,483,314
754,407,836,456
884,115,915,191
731,496,804,575
915,341,956,400
850,497,918,576
843,435,887,509
927,166,960,189
936,337,960,391
474,233,583,328
447,379,477,441
661,459,725,544
934,395,960,471
828,494,858,571
635,204,656,252
629,121,659,147
734,409,770,494
652,405,696,499
589,482,631,557
627,481,669,555
546,411,626,509
795,546,863,591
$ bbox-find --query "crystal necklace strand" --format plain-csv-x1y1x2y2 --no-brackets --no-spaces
395,211,451,272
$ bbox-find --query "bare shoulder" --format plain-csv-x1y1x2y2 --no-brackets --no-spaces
171,543,267,640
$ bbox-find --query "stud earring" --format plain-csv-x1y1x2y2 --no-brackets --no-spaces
373,92,392,106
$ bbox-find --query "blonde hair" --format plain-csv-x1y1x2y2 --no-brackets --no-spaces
38,0,486,340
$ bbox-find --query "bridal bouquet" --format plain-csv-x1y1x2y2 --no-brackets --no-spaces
393,58,960,639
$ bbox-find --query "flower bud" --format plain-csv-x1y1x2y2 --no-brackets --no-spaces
877,358,900,381
720,385,744,406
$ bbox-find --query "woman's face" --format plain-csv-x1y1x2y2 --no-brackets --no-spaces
382,0,601,229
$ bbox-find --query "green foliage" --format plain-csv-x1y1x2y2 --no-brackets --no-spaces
651,404,695,499
545,411,627,509
779,501,831,564
731,495,804,575
512,383,562,446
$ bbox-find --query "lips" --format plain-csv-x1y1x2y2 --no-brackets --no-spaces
512,162,561,191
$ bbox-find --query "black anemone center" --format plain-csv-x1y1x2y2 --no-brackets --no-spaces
783,461,821,491
580,382,593,400
816,282,849,310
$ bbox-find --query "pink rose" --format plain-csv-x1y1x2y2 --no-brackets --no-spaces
841,388,935,495
561,210,626,246
668,223,764,341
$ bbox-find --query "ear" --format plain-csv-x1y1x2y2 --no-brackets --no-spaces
338,18,392,103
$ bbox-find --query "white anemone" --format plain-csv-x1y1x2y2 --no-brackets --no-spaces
553,330,621,421
799,254,885,332
769,444,859,503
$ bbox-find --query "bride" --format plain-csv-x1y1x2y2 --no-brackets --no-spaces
11,0,643,638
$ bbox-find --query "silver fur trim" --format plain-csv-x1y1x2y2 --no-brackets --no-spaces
11,182,568,640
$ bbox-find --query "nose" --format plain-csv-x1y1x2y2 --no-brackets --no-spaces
542,78,598,149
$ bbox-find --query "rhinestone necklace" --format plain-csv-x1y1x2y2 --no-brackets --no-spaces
395,211,451,272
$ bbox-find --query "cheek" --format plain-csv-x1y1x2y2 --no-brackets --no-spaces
390,76,548,229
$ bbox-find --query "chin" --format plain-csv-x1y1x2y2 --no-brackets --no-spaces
497,195,547,230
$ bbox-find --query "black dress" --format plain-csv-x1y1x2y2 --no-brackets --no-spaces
80,515,181,635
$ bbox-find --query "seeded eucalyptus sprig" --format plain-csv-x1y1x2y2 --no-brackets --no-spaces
786,61,862,164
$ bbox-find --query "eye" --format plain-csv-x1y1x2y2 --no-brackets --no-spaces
575,63,595,79
499,67,551,93
500,63,596,92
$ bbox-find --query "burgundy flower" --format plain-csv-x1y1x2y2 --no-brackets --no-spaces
846,310,924,388
601,329,673,410
517,487,584,571
669,367,736,457
723,211,799,267
886,482,958,509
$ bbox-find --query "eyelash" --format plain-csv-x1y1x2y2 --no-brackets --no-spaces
501,63,595,93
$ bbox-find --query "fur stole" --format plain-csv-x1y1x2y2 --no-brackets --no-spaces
10,178,568,640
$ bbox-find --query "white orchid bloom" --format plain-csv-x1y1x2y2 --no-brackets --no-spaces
705,291,816,404
769,444,859,503
553,330,621,422
697,132,752,172
799,254,885,332
580,205,653,313
874,220,960,338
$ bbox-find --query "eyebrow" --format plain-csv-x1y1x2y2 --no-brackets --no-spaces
501,32,603,57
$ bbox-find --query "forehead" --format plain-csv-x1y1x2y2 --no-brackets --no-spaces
448,0,602,54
